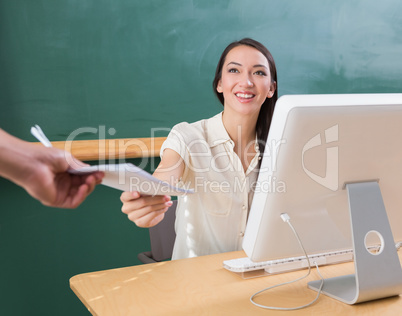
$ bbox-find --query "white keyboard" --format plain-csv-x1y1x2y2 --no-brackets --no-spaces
223,249,354,274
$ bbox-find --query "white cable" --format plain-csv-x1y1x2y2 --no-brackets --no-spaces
250,213,325,311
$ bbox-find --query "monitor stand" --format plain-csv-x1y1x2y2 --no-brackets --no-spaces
308,181,402,304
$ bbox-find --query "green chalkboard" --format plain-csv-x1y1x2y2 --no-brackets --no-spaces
2,0,402,142
1,1,402,315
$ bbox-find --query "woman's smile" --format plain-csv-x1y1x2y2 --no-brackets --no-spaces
235,91,256,103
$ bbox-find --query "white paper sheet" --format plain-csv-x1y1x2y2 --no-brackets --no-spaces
69,163,193,196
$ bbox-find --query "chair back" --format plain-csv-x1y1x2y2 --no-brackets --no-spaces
138,200,177,263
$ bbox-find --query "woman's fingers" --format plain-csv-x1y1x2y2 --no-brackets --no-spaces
120,191,173,227
128,205,170,227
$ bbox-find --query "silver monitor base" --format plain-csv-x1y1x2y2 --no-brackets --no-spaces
308,181,402,304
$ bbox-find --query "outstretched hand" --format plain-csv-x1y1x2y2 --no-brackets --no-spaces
120,191,173,227
19,146,104,208
0,129,104,208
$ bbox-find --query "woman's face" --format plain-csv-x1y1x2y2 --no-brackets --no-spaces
216,45,276,118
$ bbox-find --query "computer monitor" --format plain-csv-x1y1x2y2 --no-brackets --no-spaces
242,93,402,304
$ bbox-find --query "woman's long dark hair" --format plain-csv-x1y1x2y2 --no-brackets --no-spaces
212,38,278,158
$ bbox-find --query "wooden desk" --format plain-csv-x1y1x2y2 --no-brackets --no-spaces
70,251,402,315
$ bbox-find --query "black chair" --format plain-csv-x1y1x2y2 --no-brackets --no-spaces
137,200,177,263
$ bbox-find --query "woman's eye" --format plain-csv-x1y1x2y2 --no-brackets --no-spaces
228,68,239,73
254,70,267,76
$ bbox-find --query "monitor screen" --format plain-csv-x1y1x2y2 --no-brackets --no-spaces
243,93,402,262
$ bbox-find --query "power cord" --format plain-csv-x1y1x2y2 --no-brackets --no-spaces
250,213,325,311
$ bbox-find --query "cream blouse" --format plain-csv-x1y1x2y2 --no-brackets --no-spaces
160,112,260,260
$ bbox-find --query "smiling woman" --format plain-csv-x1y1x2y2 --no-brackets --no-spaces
217,47,272,116
213,38,278,158
120,38,278,260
